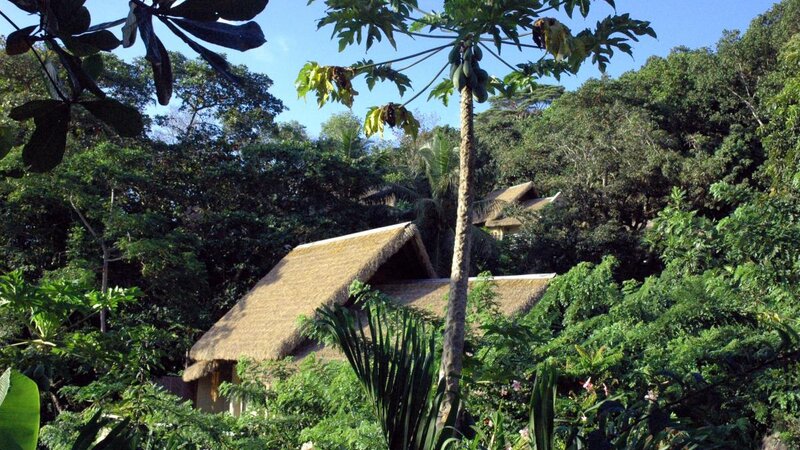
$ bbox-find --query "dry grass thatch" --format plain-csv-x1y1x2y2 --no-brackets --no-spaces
183,360,220,382
290,274,555,364
183,222,435,381
375,274,554,318
473,181,536,224
484,192,561,228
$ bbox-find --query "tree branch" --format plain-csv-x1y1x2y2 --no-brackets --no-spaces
402,61,449,108
395,45,446,72
478,42,522,74
69,196,102,246
353,43,454,71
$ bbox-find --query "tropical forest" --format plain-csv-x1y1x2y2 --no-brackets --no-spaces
0,0,798,449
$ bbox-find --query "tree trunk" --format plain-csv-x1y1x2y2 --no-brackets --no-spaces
439,86,475,423
100,246,109,333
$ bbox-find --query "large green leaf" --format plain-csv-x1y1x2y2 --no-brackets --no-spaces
314,284,459,450
0,369,40,450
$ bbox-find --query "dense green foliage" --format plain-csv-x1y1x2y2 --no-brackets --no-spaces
484,0,800,281
0,0,798,448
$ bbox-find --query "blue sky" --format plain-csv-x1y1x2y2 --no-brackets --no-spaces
0,0,779,136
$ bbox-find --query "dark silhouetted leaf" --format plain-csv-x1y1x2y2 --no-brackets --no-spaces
9,100,64,121
163,20,240,84
61,36,99,57
135,9,172,105
82,53,104,79
0,169,24,179
50,42,105,98
86,18,126,32
0,125,14,159
57,4,91,36
8,0,38,13
63,30,120,57
73,30,121,52
647,407,670,436
166,0,269,22
80,99,143,137
586,430,611,450
6,26,36,56
22,103,70,173
171,18,265,51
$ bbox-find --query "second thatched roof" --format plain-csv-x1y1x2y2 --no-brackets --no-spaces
289,274,555,363
376,274,553,317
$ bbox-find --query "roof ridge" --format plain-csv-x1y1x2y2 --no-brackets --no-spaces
295,222,411,249
375,273,556,284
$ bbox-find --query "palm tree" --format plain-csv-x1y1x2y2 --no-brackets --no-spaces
366,129,497,276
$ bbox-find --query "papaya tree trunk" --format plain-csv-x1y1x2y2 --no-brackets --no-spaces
439,86,475,423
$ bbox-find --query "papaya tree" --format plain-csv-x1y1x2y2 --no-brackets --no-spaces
0,0,270,172
297,0,655,423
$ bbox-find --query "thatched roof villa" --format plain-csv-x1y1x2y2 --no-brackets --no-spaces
182,222,554,414
473,181,561,239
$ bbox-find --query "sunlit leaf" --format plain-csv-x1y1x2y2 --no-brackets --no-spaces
0,370,40,450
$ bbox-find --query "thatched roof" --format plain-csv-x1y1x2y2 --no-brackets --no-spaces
376,274,554,317
182,360,220,382
285,274,555,364
473,181,537,224
484,192,561,228
183,222,436,381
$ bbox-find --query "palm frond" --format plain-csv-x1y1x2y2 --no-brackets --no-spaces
313,286,460,450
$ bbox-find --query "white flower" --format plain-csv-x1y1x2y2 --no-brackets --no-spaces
518,427,530,441
301,442,315,450
511,380,522,392
645,389,658,403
